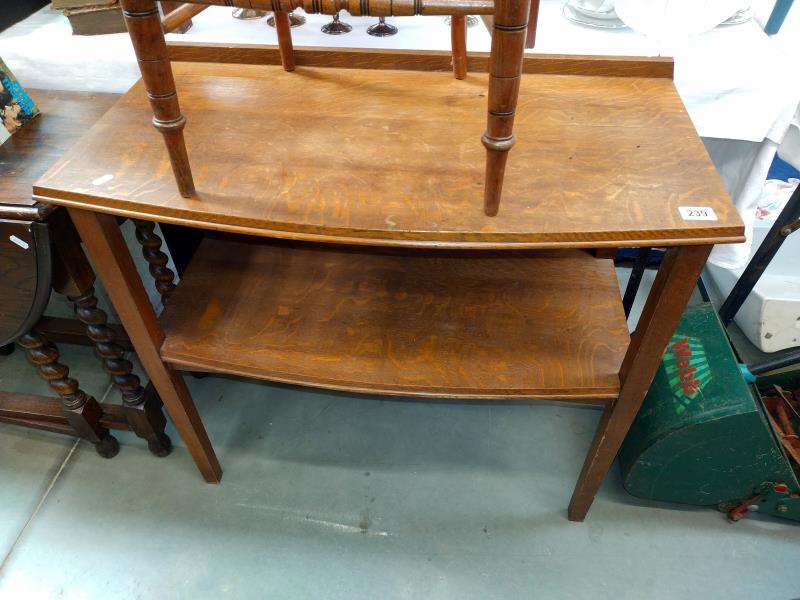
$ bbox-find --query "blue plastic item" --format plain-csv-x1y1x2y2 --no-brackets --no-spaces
765,0,794,34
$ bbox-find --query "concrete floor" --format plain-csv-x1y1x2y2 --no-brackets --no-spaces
1,268,798,600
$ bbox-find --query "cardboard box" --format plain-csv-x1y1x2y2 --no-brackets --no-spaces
63,2,126,35
52,0,106,9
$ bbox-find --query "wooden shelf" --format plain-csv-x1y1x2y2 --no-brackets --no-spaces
160,237,629,400
34,58,744,249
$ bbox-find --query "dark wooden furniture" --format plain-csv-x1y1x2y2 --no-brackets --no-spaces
119,0,541,215
34,49,744,520
0,90,173,457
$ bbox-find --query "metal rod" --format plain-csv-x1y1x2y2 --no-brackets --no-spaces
749,349,800,376
719,183,800,325
622,247,651,318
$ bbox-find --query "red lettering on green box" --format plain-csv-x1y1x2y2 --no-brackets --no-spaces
663,335,711,414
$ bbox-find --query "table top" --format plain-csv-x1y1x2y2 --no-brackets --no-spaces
34,59,744,249
0,89,118,216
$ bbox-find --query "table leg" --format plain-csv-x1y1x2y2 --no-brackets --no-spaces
568,244,712,521
71,288,173,457
132,219,177,304
50,210,172,456
68,208,221,483
18,328,120,458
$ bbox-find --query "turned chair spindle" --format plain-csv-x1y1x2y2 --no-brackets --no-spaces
120,0,538,215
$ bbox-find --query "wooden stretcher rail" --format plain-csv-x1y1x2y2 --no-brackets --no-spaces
167,43,676,79
141,0,495,15
0,390,131,435
161,2,208,33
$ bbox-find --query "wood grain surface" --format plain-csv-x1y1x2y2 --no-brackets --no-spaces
167,43,675,79
160,237,629,399
34,61,742,248
0,221,50,346
0,89,118,212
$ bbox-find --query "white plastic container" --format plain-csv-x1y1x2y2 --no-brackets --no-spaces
706,218,800,352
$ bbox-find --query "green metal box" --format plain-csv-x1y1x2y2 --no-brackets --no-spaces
619,303,800,520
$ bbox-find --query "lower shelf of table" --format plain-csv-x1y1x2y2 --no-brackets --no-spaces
159,237,630,401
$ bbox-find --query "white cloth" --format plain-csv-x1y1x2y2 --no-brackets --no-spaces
704,138,780,268
778,104,800,170
571,0,616,11
527,0,800,143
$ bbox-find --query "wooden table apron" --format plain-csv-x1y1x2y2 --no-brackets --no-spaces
36,51,743,520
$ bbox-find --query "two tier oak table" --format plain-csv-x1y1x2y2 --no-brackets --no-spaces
32,48,744,520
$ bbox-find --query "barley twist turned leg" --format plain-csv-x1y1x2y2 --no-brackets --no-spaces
70,288,172,457
18,330,120,458
482,0,535,216
121,0,194,197
132,219,176,304
131,219,209,379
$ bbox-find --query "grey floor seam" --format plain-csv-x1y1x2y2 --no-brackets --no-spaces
0,438,79,576
0,376,116,577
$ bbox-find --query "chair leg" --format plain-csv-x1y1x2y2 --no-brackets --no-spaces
482,0,533,216
121,0,194,197
274,11,296,71
622,247,651,318
159,1,194,34
451,16,468,80
70,287,172,457
18,329,120,458
524,0,540,49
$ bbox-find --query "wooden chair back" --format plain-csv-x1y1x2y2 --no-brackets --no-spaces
121,0,541,215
